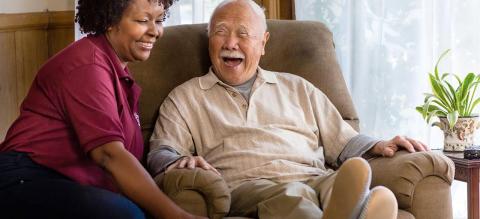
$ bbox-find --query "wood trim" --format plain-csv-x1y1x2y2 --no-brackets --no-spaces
48,11,75,29
0,12,49,32
256,0,294,20
0,10,74,32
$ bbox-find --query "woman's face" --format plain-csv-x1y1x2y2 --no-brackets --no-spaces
106,0,165,66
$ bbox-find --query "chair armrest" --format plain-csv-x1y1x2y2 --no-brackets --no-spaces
153,168,231,219
368,151,454,210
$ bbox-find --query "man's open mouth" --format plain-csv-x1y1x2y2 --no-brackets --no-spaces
222,57,243,67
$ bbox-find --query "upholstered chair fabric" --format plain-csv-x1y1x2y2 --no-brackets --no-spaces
130,20,454,219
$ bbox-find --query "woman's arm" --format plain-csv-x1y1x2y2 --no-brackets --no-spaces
89,141,205,219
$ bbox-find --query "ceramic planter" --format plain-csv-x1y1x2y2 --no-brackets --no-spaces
434,116,480,151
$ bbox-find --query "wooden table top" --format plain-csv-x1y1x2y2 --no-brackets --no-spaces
436,149,480,168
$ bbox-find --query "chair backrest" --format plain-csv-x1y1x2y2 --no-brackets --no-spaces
130,20,359,144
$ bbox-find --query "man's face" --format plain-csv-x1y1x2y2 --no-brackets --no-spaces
208,1,269,86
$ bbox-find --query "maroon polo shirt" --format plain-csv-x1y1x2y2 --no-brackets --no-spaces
0,34,144,192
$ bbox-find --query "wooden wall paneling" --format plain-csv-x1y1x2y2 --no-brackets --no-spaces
0,11,74,141
264,0,280,19
0,33,18,141
48,11,75,56
15,30,49,107
255,0,294,20
48,28,74,57
280,0,294,20
0,12,48,32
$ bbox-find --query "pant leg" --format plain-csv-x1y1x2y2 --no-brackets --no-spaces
304,171,338,211
230,179,322,219
0,151,145,219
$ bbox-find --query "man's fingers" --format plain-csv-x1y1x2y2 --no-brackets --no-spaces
196,157,221,175
414,139,430,151
178,157,188,168
394,136,415,153
167,156,221,175
213,169,221,175
383,147,395,157
421,141,430,151
406,137,426,152
187,157,196,169
406,137,423,151
382,143,398,157
196,157,211,169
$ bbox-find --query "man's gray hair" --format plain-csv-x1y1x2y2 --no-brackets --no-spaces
207,0,267,35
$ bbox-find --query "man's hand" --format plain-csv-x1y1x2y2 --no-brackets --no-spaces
167,156,221,175
369,135,429,157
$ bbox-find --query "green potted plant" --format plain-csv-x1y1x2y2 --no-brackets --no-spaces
416,49,480,151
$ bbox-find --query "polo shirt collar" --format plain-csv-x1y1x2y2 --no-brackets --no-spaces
199,67,278,90
88,34,132,80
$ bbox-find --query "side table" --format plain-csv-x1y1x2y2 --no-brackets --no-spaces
443,150,480,219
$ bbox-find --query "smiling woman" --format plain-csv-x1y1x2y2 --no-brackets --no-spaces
103,1,165,64
0,0,205,219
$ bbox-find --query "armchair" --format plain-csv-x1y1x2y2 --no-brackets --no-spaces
130,20,454,219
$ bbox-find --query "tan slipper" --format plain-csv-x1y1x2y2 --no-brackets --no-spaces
323,157,371,219
359,186,398,219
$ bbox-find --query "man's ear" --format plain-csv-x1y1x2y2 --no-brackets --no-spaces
261,31,270,55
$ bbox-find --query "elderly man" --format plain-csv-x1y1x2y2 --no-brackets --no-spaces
148,0,428,218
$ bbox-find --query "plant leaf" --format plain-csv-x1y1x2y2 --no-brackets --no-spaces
446,111,459,129
434,49,451,79
429,74,451,110
468,97,480,115
431,99,449,112
426,109,445,123
459,73,476,103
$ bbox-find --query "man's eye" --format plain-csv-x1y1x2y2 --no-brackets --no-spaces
215,30,227,35
239,32,249,38
137,20,148,23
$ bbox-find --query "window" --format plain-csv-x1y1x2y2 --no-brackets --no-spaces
164,0,223,26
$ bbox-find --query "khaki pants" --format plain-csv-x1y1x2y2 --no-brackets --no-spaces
229,173,337,219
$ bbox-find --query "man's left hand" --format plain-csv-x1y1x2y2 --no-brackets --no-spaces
369,135,429,157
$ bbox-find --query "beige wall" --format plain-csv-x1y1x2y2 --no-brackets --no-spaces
0,0,74,13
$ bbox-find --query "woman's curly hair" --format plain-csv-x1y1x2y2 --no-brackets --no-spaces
75,0,178,35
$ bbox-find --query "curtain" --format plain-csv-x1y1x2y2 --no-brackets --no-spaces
295,0,479,218
164,0,223,26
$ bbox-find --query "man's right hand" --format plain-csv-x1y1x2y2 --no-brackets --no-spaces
166,156,221,175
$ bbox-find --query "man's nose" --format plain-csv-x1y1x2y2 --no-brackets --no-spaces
222,34,239,50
